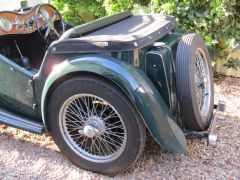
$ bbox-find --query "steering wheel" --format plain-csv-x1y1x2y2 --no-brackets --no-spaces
35,4,65,43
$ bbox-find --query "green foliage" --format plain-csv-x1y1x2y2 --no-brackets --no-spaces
101,0,134,14
51,0,151,24
131,4,152,15
51,0,105,25
152,0,240,61
51,0,240,64
224,57,240,70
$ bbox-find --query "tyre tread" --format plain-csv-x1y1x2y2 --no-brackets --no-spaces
176,34,214,131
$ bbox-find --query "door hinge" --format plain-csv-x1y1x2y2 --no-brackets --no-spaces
32,103,37,110
29,80,34,86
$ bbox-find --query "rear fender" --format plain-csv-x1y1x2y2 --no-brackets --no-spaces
41,54,187,153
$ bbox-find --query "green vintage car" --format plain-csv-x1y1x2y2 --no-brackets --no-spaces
0,0,223,175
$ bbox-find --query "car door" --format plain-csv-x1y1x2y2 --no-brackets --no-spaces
0,54,36,117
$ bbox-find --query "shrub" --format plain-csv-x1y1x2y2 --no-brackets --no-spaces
152,0,240,62
51,0,240,64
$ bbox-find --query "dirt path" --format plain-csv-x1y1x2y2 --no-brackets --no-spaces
0,77,240,179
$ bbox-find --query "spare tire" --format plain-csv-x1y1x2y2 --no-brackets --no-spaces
176,33,214,131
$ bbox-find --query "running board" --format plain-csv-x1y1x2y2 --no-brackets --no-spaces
0,107,45,134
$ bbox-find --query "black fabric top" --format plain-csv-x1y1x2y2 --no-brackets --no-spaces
60,11,132,40
51,14,177,53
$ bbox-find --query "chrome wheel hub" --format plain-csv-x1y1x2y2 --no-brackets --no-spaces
79,116,105,138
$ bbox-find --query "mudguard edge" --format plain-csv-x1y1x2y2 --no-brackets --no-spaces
41,54,187,153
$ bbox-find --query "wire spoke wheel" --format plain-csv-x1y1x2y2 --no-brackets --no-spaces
176,33,214,131
48,76,146,174
59,94,127,163
194,48,211,117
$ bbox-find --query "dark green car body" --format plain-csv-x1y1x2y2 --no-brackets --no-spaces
0,9,188,153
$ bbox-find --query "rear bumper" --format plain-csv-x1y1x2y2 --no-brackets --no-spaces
184,100,226,146
208,100,226,146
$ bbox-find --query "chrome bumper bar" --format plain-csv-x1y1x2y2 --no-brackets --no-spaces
185,100,226,146
207,100,226,146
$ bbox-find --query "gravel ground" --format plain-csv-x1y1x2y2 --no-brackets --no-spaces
0,77,240,179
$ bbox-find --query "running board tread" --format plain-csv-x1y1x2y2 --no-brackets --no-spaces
0,108,44,134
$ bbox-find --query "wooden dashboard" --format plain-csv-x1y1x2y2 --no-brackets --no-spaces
0,4,59,36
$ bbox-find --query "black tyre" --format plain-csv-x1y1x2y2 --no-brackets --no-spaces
47,75,146,175
176,33,214,131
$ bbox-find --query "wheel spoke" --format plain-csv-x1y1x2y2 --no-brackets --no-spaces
65,114,84,125
68,126,83,133
75,99,90,118
104,133,122,147
96,137,106,156
91,96,97,116
68,103,87,121
93,138,102,156
99,136,115,154
81,96,92,116
72,134,84,143
106,124,124,130
100,104,111,118
90,138,95,154
105,120,121,126
105,131,124,140
101,135,121,150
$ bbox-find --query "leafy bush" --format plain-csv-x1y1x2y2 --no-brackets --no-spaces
224,57,240,70
51,0,105,25
152,0,240,62
51,0,240,63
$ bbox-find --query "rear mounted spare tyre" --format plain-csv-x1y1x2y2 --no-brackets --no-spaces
176,33,214,131
47,75,146,175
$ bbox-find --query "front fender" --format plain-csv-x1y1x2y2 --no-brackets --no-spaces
41,54,187,153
